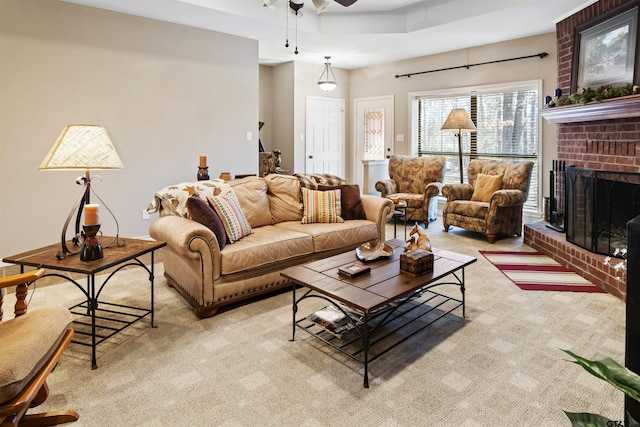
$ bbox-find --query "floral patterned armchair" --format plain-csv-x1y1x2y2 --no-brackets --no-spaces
441,159,533,243
375,155,445,226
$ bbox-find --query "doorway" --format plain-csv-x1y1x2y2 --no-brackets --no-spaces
305,96,345,176
354,95,394,193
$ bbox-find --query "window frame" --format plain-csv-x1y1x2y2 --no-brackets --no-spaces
408,79,543,214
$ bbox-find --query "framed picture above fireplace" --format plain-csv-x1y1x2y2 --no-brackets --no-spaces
571,0,640,94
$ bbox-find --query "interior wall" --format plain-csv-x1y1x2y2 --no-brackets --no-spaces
258,64,273,152
0,0,259,257
349,32,559,208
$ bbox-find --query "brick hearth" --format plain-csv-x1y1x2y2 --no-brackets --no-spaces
524,220,625,300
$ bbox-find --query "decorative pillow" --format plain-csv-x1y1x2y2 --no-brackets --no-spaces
301,187,344,224
317,184,367,220
471,173,503,202
207,194,252,243
186,195,227,250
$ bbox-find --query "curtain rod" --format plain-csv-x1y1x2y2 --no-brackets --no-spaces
394,52,548,79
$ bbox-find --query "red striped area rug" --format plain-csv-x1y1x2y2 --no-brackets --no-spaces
479,251,606,293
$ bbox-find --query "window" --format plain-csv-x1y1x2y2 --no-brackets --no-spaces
412,81,540,212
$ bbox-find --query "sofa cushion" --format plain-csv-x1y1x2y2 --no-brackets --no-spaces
275,220,377,253
207,194,252,243
318,184,367,220
471,173,503,202
301,188,344,224
186,195,227,250
219,226,314,275
0,306,72,404
265,174,303,223
229,176,272,228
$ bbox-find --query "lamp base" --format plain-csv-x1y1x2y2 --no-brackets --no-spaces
81,224,103,261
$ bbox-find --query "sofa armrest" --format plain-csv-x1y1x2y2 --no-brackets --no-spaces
442,183,473,201
490,189,526,208
374,179,396,198
360,195,394,242
149,215,222,280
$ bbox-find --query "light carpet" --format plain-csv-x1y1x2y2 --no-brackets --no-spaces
479,250,606,293
16,221,626,426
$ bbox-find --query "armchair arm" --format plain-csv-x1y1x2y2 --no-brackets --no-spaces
149,215,221,280
442,183,474,201
375,179,397,198
424,182,443,198
360,195,394,242
490,189,526,207
0,269,45,290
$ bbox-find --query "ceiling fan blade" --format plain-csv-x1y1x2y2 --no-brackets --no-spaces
334,0,357,6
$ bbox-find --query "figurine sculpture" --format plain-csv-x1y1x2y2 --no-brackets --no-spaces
405,222,432,252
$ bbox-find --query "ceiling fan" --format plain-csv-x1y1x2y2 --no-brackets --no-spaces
263,0,358,15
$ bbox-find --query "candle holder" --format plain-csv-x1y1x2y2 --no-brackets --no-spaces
81,224,103,261
197,166,209,181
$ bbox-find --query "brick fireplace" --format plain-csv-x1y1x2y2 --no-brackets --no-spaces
524,0,640,300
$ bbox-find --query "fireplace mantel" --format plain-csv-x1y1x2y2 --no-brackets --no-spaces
540,95,640,124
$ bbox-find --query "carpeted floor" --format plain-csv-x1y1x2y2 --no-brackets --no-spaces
479,250,606,293
19,219,626,426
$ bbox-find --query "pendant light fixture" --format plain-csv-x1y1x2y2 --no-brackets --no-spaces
318,56,338,91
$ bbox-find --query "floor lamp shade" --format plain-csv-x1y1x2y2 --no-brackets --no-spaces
441,109,476,183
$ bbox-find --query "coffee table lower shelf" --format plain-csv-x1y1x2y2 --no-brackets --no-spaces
290,283,465,388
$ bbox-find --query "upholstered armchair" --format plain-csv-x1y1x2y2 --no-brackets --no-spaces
442,159,533,243
375,155,445,226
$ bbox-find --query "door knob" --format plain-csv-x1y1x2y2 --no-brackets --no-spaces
309,155,314,159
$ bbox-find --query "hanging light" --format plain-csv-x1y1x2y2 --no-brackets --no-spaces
312,0,329,14
318,56,338,91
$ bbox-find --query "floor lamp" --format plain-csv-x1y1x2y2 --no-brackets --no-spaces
39,125,124,260
441,109,477,183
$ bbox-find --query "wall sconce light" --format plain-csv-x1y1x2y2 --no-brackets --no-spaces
318,56,338,91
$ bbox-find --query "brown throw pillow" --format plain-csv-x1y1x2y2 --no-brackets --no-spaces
471,173,503,202
318,184,367,220
186,195,227,250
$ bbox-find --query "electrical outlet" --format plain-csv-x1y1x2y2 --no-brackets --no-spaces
142,209,150,220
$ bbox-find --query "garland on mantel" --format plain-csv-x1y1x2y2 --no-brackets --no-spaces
554,83,640,106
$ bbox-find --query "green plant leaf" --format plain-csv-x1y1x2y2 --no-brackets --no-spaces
564,411,612,427
563,349,640,402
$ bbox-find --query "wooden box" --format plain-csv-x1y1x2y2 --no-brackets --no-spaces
400,249,434,276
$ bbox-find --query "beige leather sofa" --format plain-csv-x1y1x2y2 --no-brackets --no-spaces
148,174,394,318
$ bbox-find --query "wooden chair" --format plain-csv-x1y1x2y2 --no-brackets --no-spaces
0,268,78,427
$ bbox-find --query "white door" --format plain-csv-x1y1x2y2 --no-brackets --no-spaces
305,96,345,176
354,96,394,190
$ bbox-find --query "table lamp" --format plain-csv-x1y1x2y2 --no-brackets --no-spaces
39,125,124,260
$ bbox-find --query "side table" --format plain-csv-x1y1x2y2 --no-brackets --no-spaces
3,237,166,369
392,201,407,239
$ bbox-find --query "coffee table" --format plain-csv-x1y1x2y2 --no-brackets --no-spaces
281,239,476,388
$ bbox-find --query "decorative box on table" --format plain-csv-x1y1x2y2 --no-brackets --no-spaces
400,249,434,276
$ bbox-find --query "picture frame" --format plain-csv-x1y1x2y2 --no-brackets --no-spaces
571,0,640,94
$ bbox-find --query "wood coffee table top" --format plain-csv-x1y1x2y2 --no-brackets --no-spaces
281,239,476,315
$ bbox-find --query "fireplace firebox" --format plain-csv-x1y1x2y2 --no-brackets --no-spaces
565,167,640,256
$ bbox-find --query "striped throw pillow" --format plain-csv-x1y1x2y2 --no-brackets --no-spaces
207,194,252,243
301,188,344,224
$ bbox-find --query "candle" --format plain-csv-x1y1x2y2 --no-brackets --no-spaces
84,204,100,226
199,155,207,168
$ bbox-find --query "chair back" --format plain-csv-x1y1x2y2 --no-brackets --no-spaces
467,159,534,199
388,155,445,194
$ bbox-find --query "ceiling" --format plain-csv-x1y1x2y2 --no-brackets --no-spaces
60,0,596,69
